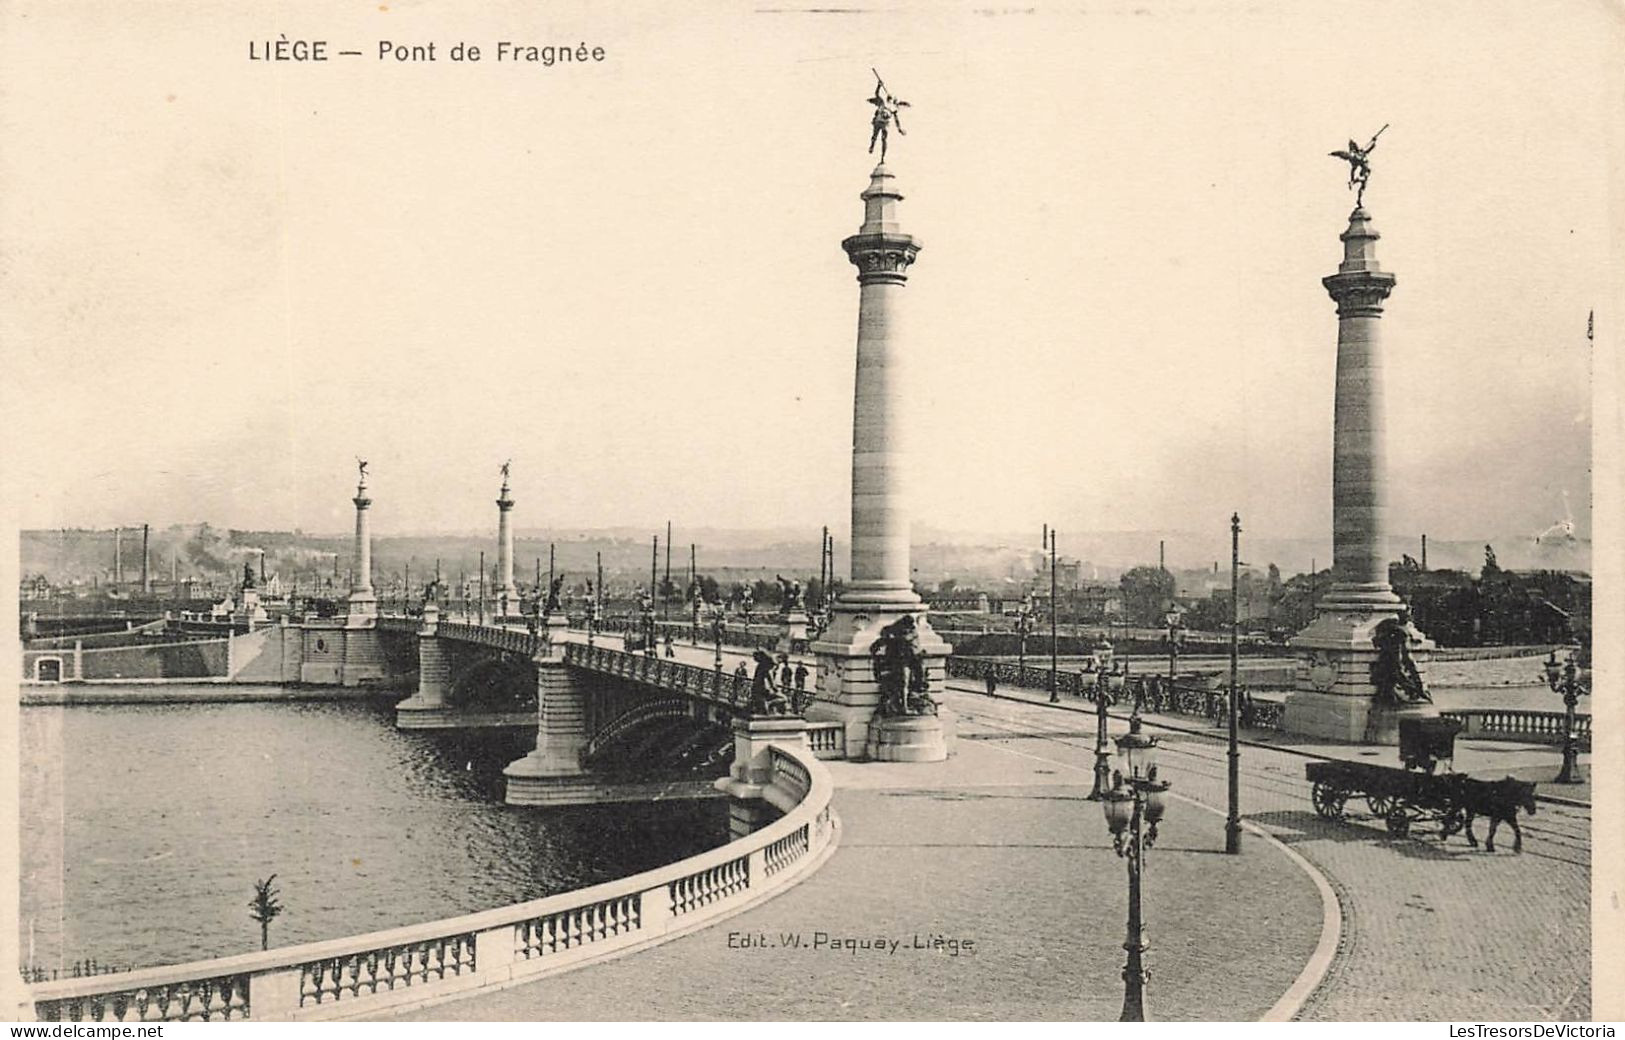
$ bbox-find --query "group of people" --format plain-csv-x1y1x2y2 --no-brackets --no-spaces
981,665,1260,726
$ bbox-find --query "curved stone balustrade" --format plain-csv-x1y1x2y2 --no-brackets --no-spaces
27,743,835,1023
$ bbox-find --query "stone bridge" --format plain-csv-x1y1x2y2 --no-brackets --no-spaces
387,608,839,807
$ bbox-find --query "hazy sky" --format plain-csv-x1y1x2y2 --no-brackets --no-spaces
2,0,1615,557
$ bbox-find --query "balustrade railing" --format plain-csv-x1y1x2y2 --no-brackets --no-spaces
805,721,846,759
947,656,1286,731
1442,709,1592,749
26,743,835,1022
565,643,744,708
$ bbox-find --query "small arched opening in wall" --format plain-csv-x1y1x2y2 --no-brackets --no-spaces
34,657,63,683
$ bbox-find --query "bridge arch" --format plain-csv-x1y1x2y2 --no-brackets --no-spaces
447,652,537,714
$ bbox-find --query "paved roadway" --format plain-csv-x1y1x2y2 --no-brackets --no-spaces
406,626,1593,1019
949,679,1592,1020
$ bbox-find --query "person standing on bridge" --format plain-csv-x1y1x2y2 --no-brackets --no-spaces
985,669,997,697
664,631,676,658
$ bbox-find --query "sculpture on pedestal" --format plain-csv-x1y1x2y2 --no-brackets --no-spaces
544,576,564,615
1370,615,1431,706
776,574,804,612
870,615,935,716
748,649,791,716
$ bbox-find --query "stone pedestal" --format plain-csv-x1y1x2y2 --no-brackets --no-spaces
808,607,951,762
867,712,951,762
1284,609,1436,743
504,615,588,804
714,716,809,838
777,609,811,654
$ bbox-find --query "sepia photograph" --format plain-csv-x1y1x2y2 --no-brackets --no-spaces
1,0,1619,1026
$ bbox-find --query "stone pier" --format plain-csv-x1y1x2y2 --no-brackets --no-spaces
395,604,451,726
503,616,592,805
1284,204,1436,743
808,163,950,762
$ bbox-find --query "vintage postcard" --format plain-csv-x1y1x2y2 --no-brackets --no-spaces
2,0,1619,1026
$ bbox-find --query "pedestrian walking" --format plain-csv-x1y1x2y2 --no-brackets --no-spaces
984,670,997,696
664,632,675,658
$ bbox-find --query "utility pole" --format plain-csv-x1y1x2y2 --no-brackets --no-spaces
664,520,672,619
1048,526,1059,704
548,543,555,605
1227,513,1243,855
478,551,486,624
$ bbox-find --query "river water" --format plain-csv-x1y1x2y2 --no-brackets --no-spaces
18,691,727,974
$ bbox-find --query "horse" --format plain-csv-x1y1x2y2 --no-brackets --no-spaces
1457,776,1538,853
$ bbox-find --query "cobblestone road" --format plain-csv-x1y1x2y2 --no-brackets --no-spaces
947,685,1592,1020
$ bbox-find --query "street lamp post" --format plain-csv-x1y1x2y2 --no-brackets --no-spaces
1016,603,1033,677
1088,667,1112,800
1226,512,1242,855
1542,648,1587,784
1101,716,1171,1022
712,610,725,672
1164,609,1182,687
1048,527,1059,704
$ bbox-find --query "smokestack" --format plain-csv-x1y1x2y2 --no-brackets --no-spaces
114,527,123,586
1421,534,1428,571
259,550,266,583
141,524,150,592
1159,539,1165,572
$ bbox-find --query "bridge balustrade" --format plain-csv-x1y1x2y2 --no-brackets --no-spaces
1441,709,1592,750
565,643,745,709
28,743,835,1023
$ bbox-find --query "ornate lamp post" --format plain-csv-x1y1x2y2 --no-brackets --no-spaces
712,609,726,672
1088,667,1112,800
1542,648,1587,784
1016,601,1034,677
1101,716,1171,1022
1164,608,1182,687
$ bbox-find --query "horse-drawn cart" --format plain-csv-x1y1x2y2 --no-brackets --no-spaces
1306,759,1459,837
1304,715,1538,850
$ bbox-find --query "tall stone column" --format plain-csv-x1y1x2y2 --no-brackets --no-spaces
1284,205,1435,743
347,469,377,620
808,163,951,762
495,472,519,618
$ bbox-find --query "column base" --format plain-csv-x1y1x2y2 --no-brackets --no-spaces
807,604,953,761
1283,604,1435,745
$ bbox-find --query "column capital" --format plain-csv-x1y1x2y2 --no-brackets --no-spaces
842,232,921,285
353,494,372,510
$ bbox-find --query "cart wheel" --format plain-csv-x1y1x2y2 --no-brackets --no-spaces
1367,793,1397,817
1385,811,1411,838
1311,782,1347,820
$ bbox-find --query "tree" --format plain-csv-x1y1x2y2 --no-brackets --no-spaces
249,875,284,951
1118,566,1176,626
